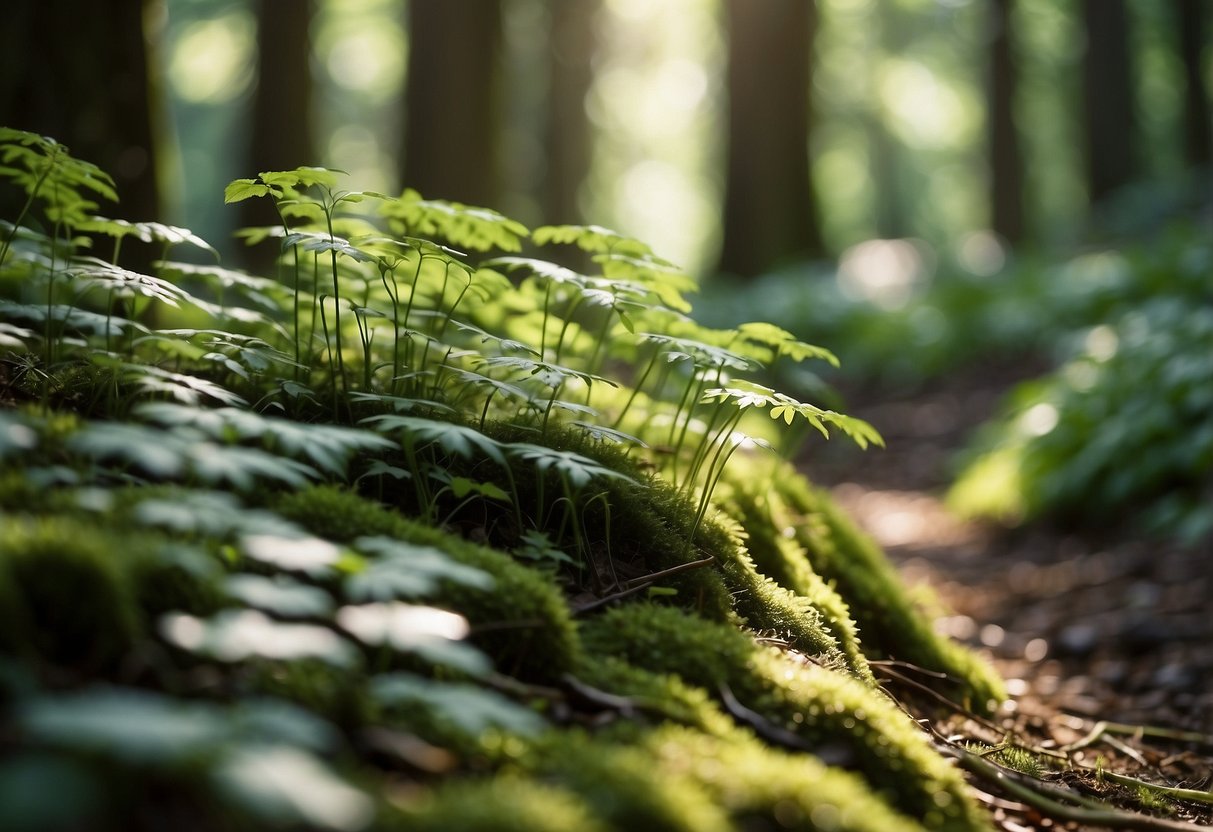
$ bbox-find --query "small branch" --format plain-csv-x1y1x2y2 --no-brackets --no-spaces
943,745,1213,832
622,554,716,589
573,581,653,615
1093,769,1213,807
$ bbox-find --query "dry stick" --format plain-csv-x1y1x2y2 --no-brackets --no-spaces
943,746,1213,832
1093,770,1213,807
573,555,717,614
877,684,1213,831
622,554,716,589
1063,717,1213,753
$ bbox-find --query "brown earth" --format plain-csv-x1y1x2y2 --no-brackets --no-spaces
803,369,1213,830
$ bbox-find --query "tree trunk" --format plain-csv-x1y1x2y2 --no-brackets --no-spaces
987,0,1025,244
1176,0,1211,171
718,0,825,278
402,0,503,207
870,0,907,240
542,0,598,225
0,0,160,238
239,0,317,271
1081,0,1136,204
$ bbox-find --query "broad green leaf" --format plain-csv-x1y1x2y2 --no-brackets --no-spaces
213,744,373,832
346,536,494,602
225,574,334,618
134,491,304,539
242,534,343,576
161,609,355,666
224,178,272,203
371,674,546,737
335,602,490,675
20,687,226,764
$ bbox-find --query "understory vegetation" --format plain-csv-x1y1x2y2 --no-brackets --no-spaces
701,224,1213,545
0,126,1014,830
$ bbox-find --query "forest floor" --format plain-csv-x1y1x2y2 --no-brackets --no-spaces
804,367,1213,831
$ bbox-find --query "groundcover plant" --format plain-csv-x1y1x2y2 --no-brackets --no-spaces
1,126,1009,831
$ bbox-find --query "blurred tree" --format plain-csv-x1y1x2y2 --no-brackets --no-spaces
240,0,317,271
1176,0,1211,170
0,0,159,238
870,0,907,240
1081,0,1137,204
542,0,598,225
402,0,502,207
987,0,1025,244
719,0,824,277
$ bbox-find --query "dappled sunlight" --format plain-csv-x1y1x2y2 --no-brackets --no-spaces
836,238,932,311
167,11,256,104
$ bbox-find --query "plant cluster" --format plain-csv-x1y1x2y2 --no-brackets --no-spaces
948,292,1213,543
1,127,1006,831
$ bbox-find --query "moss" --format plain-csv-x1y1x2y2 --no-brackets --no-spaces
582,603,990,832
524,732,730,832
241,660,374,731
391,775,609,832
719,478,872,683
0,515,142,672
573,656,736,737
644,725,930,832
774,472,1006,711
273,485,582,683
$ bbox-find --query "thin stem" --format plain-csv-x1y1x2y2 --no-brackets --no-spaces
323,202,348,411
0,155,54,268
613,345,660,428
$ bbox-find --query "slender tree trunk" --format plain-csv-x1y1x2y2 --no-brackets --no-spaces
719,0,825,278
0,0,160,241
870,0,907,240
987,0,1025,244
1081,0,1136,204
239,0,317,271
402,0,503,207
542,0,598,225
1176,0,1211,170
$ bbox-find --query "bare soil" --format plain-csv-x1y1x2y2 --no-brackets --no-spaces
804,369,1213,830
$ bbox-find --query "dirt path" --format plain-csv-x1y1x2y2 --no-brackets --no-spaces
803,373,1213,829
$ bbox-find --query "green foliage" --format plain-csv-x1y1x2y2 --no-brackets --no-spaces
774,469,1006,710
951,295,1213,543
581,604,989,831
0,127,1002,831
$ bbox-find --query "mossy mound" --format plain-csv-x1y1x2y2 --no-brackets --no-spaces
770,467,1006,710
582,603,989,832
272,484,583,682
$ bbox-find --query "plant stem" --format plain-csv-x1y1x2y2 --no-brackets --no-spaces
323,204,348,412
0,155,54,268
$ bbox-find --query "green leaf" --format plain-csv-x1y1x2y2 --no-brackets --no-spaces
134,491,304,539
225,574,334,618
161,609,356,666
335,602,490,675
224,178,272,203
345,536,493,601
372,674,546,737
241,534,343,576
359,414,506,465
213,745,373,832
506,443,638,490
20,687,227,764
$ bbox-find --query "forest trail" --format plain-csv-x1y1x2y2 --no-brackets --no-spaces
804,372,1213,829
